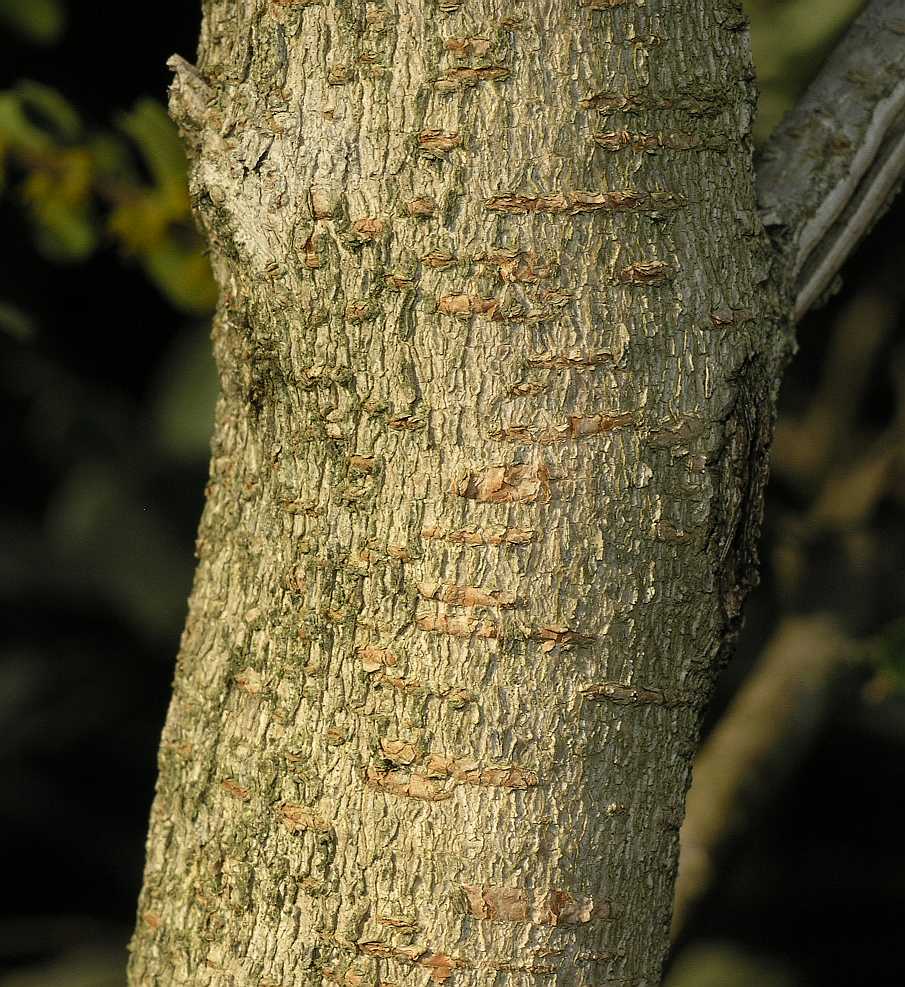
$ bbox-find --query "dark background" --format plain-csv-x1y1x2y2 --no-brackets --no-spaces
1,2,903,985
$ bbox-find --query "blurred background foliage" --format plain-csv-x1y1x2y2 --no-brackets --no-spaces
0,1,902,985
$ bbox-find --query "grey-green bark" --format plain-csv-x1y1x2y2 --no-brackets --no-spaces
758,0,905,321
127,1,889,984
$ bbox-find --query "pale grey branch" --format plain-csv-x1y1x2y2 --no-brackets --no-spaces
757,0,905,322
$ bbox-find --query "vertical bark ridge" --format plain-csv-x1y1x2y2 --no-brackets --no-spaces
130,2,780,985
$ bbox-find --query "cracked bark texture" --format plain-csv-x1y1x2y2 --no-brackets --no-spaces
128,2,784,985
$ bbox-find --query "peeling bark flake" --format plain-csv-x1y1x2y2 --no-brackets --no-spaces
464,885,529,922
422,754,537,789
655,521,690,542
435,66,510,93
380,737,421,765
373,672,476,707
438,294,499,318
417,582,518,608
645,417,706,448
321,968,367,987
386,414,424,431
533,625,596,651
351,217,385,242
370,750,536,797
537,287,574,306
387,544,415,561
710,307,754,326
376,913,420,931
386,273,417,291
302,235,321,269
423,250,457,268
325,726,348,745
463,885,597,925
421,953,457,984
357,942,458,983
358,645,399,672
545,889,598,925
418,129,461,158
445,37,492,58
278,803,333,833
327,64,355,86
365,765,452,801
479,249,553,283
407,196,436,217
346,301,376,323
509,379,548,396
348,455,377,473
491,413,634,444
617,260,675,284
416,612,498,639
485,189,681,215
310,187,338,219
453,464,551,503
220,779,250,801
234,666,263,694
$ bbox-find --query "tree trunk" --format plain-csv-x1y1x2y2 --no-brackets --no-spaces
128,2,783,984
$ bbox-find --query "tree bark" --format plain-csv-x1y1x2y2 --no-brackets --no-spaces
757,0,905,321
128,2,784,985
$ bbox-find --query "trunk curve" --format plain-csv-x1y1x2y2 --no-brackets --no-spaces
129,2,781,985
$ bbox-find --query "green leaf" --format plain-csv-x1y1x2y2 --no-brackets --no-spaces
15,80,81,140
140,239,217,314
29,197,97,260
118,99,188,201
88,131,135,183
151,325,218,461
0,91,51,155
21,146,98,260
867,618,905,693
666,942,795,987
0,301,34,340
0,0,66,45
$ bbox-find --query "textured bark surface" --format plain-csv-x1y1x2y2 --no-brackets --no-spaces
128,2,783,985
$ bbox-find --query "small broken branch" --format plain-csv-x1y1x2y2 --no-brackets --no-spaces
166,54,214,134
